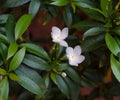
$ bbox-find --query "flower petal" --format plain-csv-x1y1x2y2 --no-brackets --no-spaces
77,55,85,64
61,28,68,39
51,26,61,38
66,47,73,54
74,45,81,55
59,40,68,47
69,60,78,66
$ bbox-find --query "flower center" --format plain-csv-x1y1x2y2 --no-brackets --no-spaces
56,36,61,40
69,54,76,60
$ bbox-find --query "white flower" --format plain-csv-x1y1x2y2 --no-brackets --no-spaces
51,26,68,47
66,45,85,66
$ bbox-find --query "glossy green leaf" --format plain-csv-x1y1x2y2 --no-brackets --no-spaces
0,14,9,24
81,34,105,52
21,43,50,60
83,27,105,40
0,68,6,75
5,15,15,43
9,47,26,72
50,72,57,84
0,33,9,44
9,73,20,81
51,0,69,6
57,63,69,71
15,14,32,40
44,74,50,88
0,77,9,100
15,65,45,95
72,20,103,30
79,8,105,22
105,33,120,56
111,54,120,82
55,74,69,97
23,54,50,70
100,0,108,15
7,42,18,60
64,77,80,100
66,67,81,84
0,43,8,60
0,0,30,8
63,6,72,27
29,0,40,18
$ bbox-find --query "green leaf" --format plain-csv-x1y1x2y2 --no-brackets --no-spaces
65,67,81,84
55,74,69,97
111,54,120,82
100,0,112,17
0,68,6,75
9,47,26,72
21,43,50,60
5,14,15,43
63,6,72,27
105,33,120,56
51,0,69,6
15,14,32,40
23,54,50,70
83,27,105,40
0,77,9,100
57,63,69,71
43,74,50,88
0,33,9,44
7,42,18,60
0,43,8,60
29,0,40,18
81,34,105,52
0,0,30,8
72,20,103,30
50,72,57,84
9,73,20,81
0,14,9,24
15,65,45,95
64,77,80,100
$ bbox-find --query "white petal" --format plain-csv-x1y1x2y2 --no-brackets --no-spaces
77,55,85,64
66,47,73,54
59,40,68,47
51,26,61,38
74,45,81,55
61,28,68,39
52,26,61,33
69,60,78,66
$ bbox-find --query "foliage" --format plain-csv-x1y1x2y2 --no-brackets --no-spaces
0,0,120,100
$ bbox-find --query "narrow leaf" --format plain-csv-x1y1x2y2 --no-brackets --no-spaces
55,74,69,97
5,14,15,42
105,33,120,56
83,27,105,40
21,43,49,60
51,0,69,6
63,6,72,27
7,42,18,60
0,68,6,75
9,47,26,72
23,54,50,70
0,77,9,100
15,14,32,40
0,0,30,8
9,73,20,81
29,0,40,18
111,54,120,82
66,67,81,84
15,65,45,95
